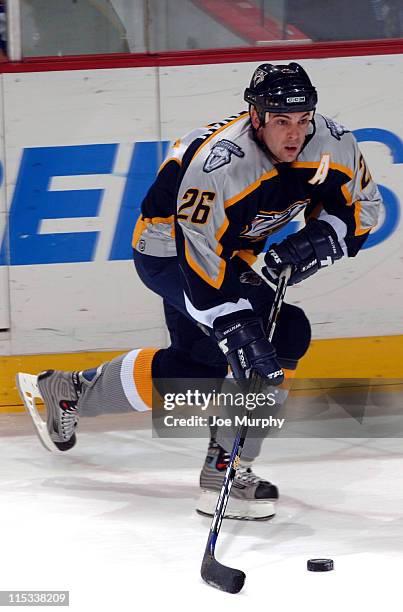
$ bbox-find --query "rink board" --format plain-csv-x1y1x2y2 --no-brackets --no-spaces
1,333,403,410
0,52,402,383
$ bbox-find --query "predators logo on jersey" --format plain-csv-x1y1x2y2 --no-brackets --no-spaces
324,117,350,141
203,139,244,173
241,200,310,241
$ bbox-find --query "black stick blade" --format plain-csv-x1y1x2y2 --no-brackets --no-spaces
201,555,246,594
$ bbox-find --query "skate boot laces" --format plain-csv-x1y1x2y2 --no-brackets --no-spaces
59,401,79,441
236,466,261,485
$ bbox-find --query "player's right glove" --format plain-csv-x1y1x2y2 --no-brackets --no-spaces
213,315,284,386
263,218,344,286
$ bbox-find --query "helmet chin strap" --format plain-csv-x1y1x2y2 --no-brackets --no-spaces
251,126,281,164
301,115,317,152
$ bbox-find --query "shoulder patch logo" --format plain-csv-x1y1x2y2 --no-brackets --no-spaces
203,139,245,173
324,116,350,140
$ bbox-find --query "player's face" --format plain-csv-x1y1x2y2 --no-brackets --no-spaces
252,110,312,162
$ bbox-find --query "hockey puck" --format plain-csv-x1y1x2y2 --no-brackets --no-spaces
307,559,334,572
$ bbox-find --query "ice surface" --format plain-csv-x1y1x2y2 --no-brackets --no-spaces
1,411,403,611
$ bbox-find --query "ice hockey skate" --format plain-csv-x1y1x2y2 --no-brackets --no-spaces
16,370,83,453
197,438,278,521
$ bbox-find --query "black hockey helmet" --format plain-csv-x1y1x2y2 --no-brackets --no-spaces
244,62,318,123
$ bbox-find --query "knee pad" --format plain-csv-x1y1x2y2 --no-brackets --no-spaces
152,346,227,380
273,303,311,363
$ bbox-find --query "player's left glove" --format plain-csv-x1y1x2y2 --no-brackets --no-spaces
263,218,344,286
213,315,284,385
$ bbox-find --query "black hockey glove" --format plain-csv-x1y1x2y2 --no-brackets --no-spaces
214,315,284,386
263,218,344,286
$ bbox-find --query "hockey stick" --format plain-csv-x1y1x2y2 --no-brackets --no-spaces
200,265,292,594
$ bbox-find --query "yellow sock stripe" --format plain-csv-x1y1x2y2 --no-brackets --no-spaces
133,348,159,409
283,368,296,379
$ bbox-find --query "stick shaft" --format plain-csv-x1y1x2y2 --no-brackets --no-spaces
205,266,292,556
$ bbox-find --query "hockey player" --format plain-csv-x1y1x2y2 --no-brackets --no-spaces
17,62,381,520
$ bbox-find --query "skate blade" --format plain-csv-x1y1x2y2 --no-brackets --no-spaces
16,372,62,454
196,490,276,521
